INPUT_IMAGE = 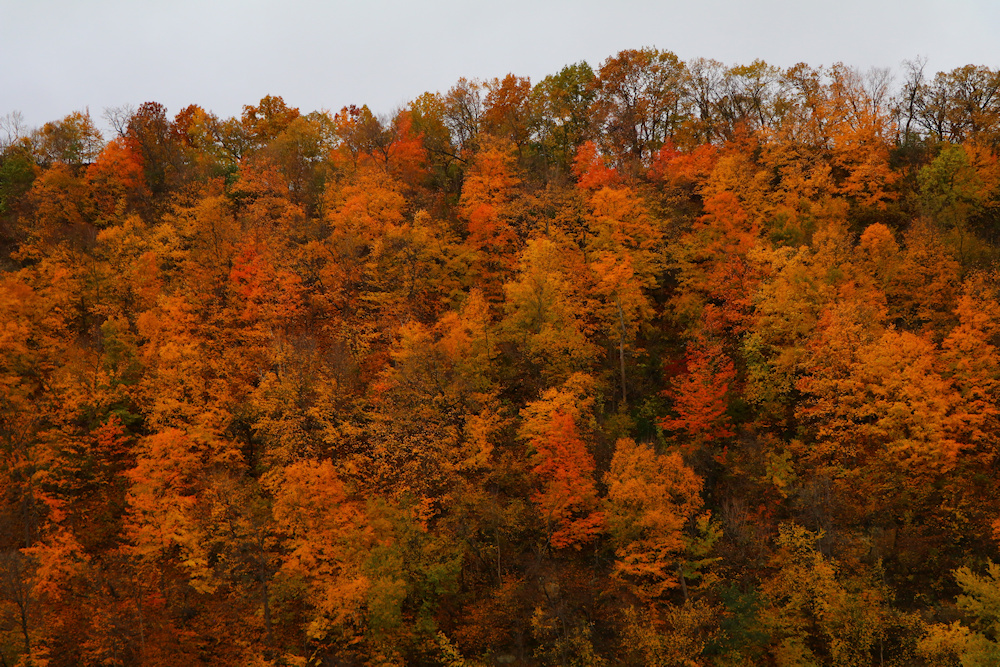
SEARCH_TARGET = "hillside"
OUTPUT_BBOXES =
[2,49,1000,665]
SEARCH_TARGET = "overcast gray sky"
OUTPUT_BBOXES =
[2,0,998,131]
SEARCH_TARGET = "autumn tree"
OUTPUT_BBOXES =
[502,238,596,387]
[594,48,686,166]
[715,60,783,140]
[255,111,336,212]
[778,63,901,222]
[919,560,1000,665]
[659,336,736,456]
[672,190,762,337]
[459,137,529,292]
[761,524,899,665]
[33,110,104,167]
[589,251,652,405]
[792,283,1000,543]
[482,74,535,154]
[604,438,705,599]
[407,92,464,186]
[531,62,597,170]
[25,162,95,248]
[267,458,368,649]
[919,142,995,270]
[742,222,862,424]
[12,51,1000,666]
[241,94,301,150]
[126,101,184,197]
[519,374,604,550]
[363,290,501,501]
[86,137,148,218]
[578,156,664,290]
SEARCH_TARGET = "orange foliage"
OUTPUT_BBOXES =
[86,137,149,215]
[29,163,94,244]
[460,140,521,252]
[673,191,762,335]
[520,375,604,549]
[482,73,533,148]
[527,411,604,549]
[659,337,736,451]
[269,459,370,633]
[649,141,718,189]
[605,438,704,598]
[384,112,429,185]
[229,241,304,324]
[9,55,1000,666]
[572,140,619,190]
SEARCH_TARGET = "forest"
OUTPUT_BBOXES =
[1,48,1000,666]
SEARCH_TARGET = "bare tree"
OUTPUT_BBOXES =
[894,57,927,144]
[103,103,136,138]
[683,58,726,143]
[0,111,29,151]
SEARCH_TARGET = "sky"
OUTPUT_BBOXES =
[2,0,999,132]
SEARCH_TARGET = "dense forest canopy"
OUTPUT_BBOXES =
[2,48,1000,665]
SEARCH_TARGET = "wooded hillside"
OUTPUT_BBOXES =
[2,49,1000,665]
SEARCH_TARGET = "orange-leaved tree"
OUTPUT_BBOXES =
[604,438,705,599]
[519,374,604,550]
[671,190,762,337]
[589,251,653,405]
[460,137,524,293]
[658,336,736,457]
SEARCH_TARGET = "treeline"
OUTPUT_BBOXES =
[1,48,1000,665]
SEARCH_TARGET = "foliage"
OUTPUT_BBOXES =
[2,51,1000,665]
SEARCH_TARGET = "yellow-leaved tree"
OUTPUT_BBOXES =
[918,560,1000,666]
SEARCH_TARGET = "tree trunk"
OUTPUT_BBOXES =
[616,295,627,405]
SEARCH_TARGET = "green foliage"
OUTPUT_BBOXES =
[706,584,770,662]
[0,143,35,216]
